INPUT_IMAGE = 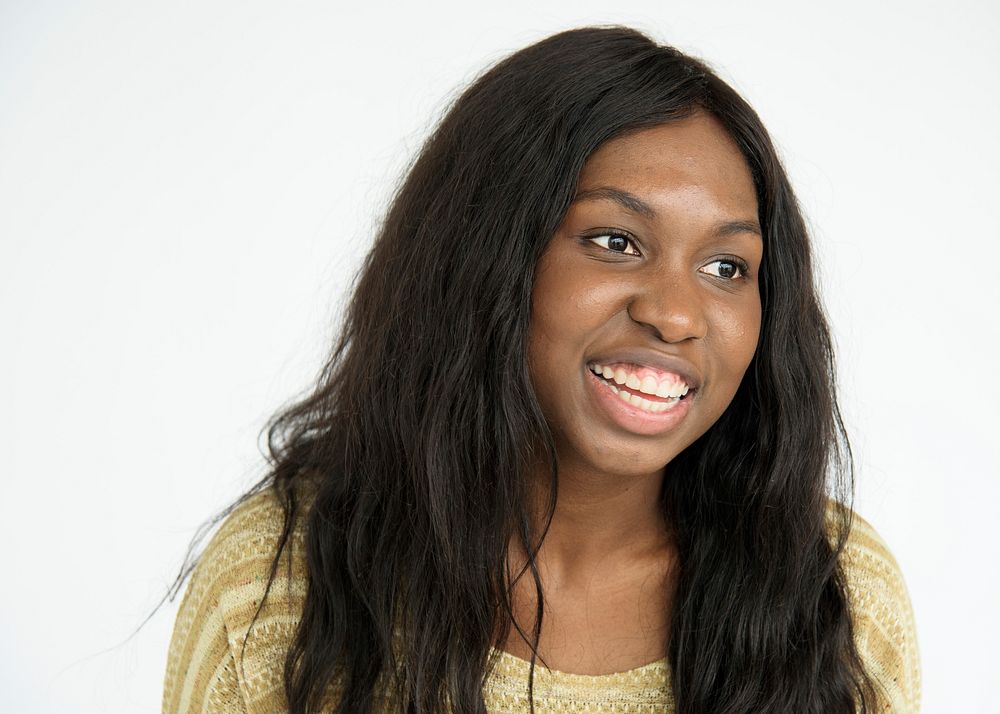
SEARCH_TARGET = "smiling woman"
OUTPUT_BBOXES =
[529,115,762,457]
[162,26,919,714]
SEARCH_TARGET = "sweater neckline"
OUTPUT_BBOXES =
[485,647,672,704]
[489,646,669,681]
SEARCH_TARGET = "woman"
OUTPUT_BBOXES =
[163,26,919,713]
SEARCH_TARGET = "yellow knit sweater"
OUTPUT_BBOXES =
[163,491,920,713]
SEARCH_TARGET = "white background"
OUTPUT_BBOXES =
[2,1,997,711]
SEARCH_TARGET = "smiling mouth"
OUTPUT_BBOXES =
[586,363,693,413]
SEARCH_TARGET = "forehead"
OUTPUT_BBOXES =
[577,112,758,215]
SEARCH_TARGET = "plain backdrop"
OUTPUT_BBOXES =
[2,1,997,711]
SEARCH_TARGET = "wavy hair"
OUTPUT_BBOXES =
[175,25,879,713]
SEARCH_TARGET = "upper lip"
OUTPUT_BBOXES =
[586,348,703,390]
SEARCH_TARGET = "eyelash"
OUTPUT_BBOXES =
[584,231,752,281]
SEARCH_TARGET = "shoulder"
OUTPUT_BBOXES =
[197,488,305,587]
[830,503,922,713]
[163,488,309,714]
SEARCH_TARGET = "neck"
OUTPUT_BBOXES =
[512,452,673,585]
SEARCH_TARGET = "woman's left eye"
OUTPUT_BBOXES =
[700,257,750,280]
[587,233,640,255]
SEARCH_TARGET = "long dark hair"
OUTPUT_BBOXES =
[176,25,879,713]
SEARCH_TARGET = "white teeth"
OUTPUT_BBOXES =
[655,381,687,398]
[589,362,690,400]
[603,375,681,414]
[640,376,659,394]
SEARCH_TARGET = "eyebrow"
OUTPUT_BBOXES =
[572,186,762,240]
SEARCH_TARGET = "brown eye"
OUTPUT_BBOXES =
[699,257,750,281]
[588,233,640,256]
[718,261,738,279]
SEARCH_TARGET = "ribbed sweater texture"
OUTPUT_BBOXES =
[163,491,920,713]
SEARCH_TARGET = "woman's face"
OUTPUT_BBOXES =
[527,111,763,479]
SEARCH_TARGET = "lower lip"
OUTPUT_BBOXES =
[585,368,694,436]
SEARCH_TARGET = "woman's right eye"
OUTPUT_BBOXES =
[587,232,641,256]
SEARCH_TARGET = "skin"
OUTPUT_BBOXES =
[503,110,764,675]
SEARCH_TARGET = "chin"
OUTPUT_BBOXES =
[580,441,676,479]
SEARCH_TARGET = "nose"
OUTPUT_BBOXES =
[626,272,709,343]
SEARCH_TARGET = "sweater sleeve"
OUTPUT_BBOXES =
[162,524,251,713]
[163,491,307,714]
[840,512,921,713]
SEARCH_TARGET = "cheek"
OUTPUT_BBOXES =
[712,296,762,370]
[529,261,624,356]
